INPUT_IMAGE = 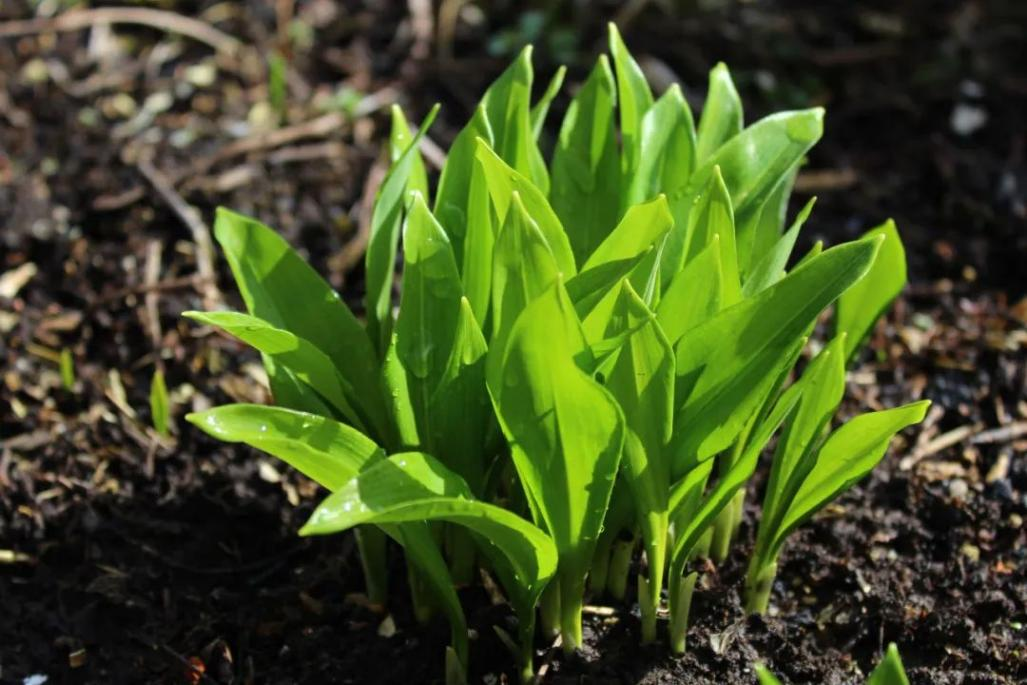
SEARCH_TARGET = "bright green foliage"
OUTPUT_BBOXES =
[185,25,926,683]
[756,642,910,685]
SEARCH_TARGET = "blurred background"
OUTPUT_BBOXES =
[1,2,1025,684]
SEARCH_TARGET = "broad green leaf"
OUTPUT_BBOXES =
[382,335,420,448]
[743,197,816,297]
[150,368,170,437]
[481,45,549,193]
[435,104,494,262]
[489,191,560,360]
[868,644,911,685]
[429,297,489,492]
[755,665,784,685]
[184,311,367,432]
[395,194,465,385]
[758,335,846,552]
[395,194,489,490]
[186,404,383,489]
[187,406,469,667]
[569,195,673,324]
[676,109,824,247]
[768,400,931,558]
[488,281,624,627]
[626,84,696,208]
[475,140,577,277]
[365,105,441,356]
[549,55,621,265]
[656,236,722,346]
[602,281,674,603]
[389,105,429,199]
[460,156,494,323]
[301,451,558,645]
[670,235,882,475]
[213,209,387,439]
[695,63,742,163]
[608,23,654,183]
[835,220,907,362]
[530,66,567,141]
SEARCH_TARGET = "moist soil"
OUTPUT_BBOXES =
[1,1,1025,683]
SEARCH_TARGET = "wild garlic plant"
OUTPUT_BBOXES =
[186,24,927,682]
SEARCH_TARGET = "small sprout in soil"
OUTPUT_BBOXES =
[59,347,75,391]
[267,50,288,125]
[150,367,171,437]
[184,23,927,683]
[757,642,910,685]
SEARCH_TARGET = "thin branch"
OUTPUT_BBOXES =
[137,159,221,310]
[0,7,243,55]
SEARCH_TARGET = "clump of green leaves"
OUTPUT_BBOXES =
[186,24,926,682]
[757,643,911,685]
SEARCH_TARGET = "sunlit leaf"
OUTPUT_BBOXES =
[549,55,621,265]
[695,62,742,163]
[213,209,388,440]
[835,220,907,362]
[365,105,441,356]
[669,235,881,476]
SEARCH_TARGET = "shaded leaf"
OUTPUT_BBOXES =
[742,197,816,297]
[184,311,367,432]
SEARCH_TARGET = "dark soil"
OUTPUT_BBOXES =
[2,2,1025,684]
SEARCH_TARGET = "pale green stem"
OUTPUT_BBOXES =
[730,488,746,539]
[589,533,613,596]
[639,510,669,645]
[354,526,389,607]
[607,535,635,601]
[446,525,476,587]
[559,571,586,653]
[539,581,561,640]
[406,559,436,623]
[709,505,734,564]
[638,575,658,644]
[669,571,698,654]
[518,612,537,683]
[744,558,778,614]
[693,527,713,559]
[445,646,467,685]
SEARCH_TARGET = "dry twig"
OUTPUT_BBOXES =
[143,240,163,348]
[0,8,242,55]
[137,159,221,309]
[328,154,388,280]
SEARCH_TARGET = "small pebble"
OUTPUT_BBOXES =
[960,543,980,562]
[950,103,988,136]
